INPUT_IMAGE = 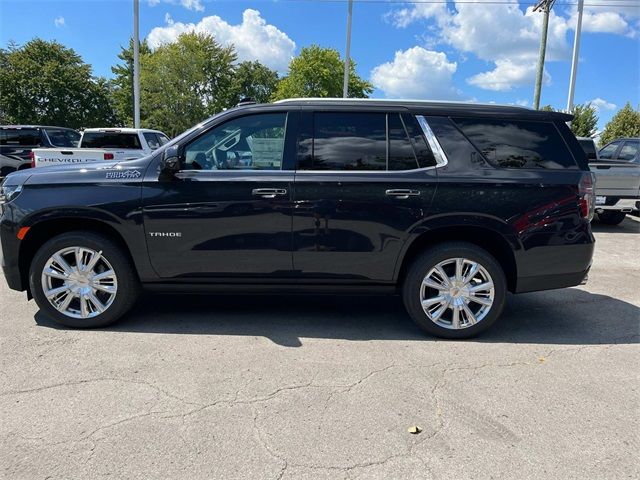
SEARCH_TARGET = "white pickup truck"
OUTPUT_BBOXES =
[32,128,170,167]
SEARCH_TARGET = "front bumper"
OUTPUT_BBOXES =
[0,203,24,291]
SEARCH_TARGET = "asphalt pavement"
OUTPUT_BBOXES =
[1,217,638,479]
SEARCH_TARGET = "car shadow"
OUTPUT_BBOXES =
[35,287,639,347]
[591,216,640,234]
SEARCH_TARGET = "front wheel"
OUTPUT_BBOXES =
[29,232,139,328]
[402,242,507,339]
[597,211,627,225]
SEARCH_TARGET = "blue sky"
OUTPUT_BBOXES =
[1,0,638,130]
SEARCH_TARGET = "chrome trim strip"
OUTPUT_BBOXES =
[416,115,448,167]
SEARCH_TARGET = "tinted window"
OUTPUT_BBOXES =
[158,133,170,145]
[44,128,80,147]
[402,114,437,168]
[183,113,286,170]
[453,118,577,169]
[578,138,598,161]
[618,140,639,161]
[388,114,418,170]
[306,113,386,171]
[143,132,161,150]
[598,141,620,159]
[81,132,142,149]
[0,128,41,146]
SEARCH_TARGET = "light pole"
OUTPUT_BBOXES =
[133,0,140,128]
[567,0,584,112]
[342,0,353,98]
[533,0,555,110]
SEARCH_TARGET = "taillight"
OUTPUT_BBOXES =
[29,150,35,168]
[103,153,114,160]
[578,173,596,221]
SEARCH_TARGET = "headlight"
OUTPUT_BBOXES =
[0,184,23,203]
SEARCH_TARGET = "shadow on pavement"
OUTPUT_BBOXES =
[35,287,639,347]
[591,216,640,234]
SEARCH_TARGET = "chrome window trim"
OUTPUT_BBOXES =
[416,115,448,167]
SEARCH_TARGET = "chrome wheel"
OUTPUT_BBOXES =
[41,246,118,319]
[420,257,495,330]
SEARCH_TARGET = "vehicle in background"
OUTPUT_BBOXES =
[0,125,80,178]
[578,137,640,225]
[1,99,595,338]
[32,128,170,167]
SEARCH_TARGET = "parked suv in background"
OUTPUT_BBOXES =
[0,99,595,338]
[599,138,640,163]
[0,125,80,178]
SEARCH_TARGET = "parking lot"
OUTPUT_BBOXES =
[0,217,638,480]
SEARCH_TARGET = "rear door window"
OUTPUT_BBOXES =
[453,118,577,169]
[0,128,41,146]
[143,132,161,150]
[81,132,142,149]
[388,114,419,171]
[618,140,639,162]
[44,128,81,147]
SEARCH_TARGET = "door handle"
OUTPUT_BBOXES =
[385,189,421,199]
[252,188,287,199]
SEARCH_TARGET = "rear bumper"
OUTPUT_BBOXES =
[515,267,590,293]
[595,197,640,212]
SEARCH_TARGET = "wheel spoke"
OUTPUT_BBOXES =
[455,258,464,282]
[451,305,461,329]
[43,267,68,280]
[93,283,116,294]
[52,254,73,275]
[430,299,450,321]
[84,250,102,273]
[422,277,446,290]
[80,295,89,318]
[92,270,115,281]
[435,266,450,287]
[74,247,84,271]
[57,291,75,311]
[461,302,477,325]
[462,262,479,284]
[470,281,493,293]
[422,295,446,308]
[45,285,70,299]
[468,294,492,306]
[86,292,106,314]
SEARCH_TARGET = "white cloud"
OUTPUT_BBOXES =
[54,16,65,28]
[387,0,639,91]
[371,47,459,99]
[148,0,204,12]
[590,98,617,111]
[147,9,296,72]
[467,59,551,92]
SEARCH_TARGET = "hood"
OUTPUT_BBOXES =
[21,155,154,186]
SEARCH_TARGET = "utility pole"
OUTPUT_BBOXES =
[342,0,353,98]
[533,0,555,110]
[133,0,141,128]
[567,0,584,112]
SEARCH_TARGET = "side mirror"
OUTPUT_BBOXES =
[160,146,181,177]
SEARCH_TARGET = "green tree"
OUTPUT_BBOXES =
[228,61,279,105]
[540,105,555,112]
[272,45,372,100]
[0,39,118,128]
[140,32,236,136]
[569,103,598,137]
[110,38,152,127]
[600,103,640,145]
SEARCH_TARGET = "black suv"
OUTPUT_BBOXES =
[0,100,595,338]
[0,125,81,178]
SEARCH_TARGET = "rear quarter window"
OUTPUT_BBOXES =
[45,128,81,147]
[453,118,577,169]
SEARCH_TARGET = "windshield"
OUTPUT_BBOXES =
[81,132,142,149]
[45,128,81,147]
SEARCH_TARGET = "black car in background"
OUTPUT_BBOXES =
[0,125,81,177]
[0,100,596,338]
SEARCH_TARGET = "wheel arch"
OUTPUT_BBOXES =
[395,224,519,293]
[18,217,139,294]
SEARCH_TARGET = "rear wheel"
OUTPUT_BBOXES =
[597,211,627,225]
[402,242,507,339]
[29,232,139,328]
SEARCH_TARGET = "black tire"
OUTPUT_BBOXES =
[402,242,507,339]
[29,231,140,328]
[597,211,627,225]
